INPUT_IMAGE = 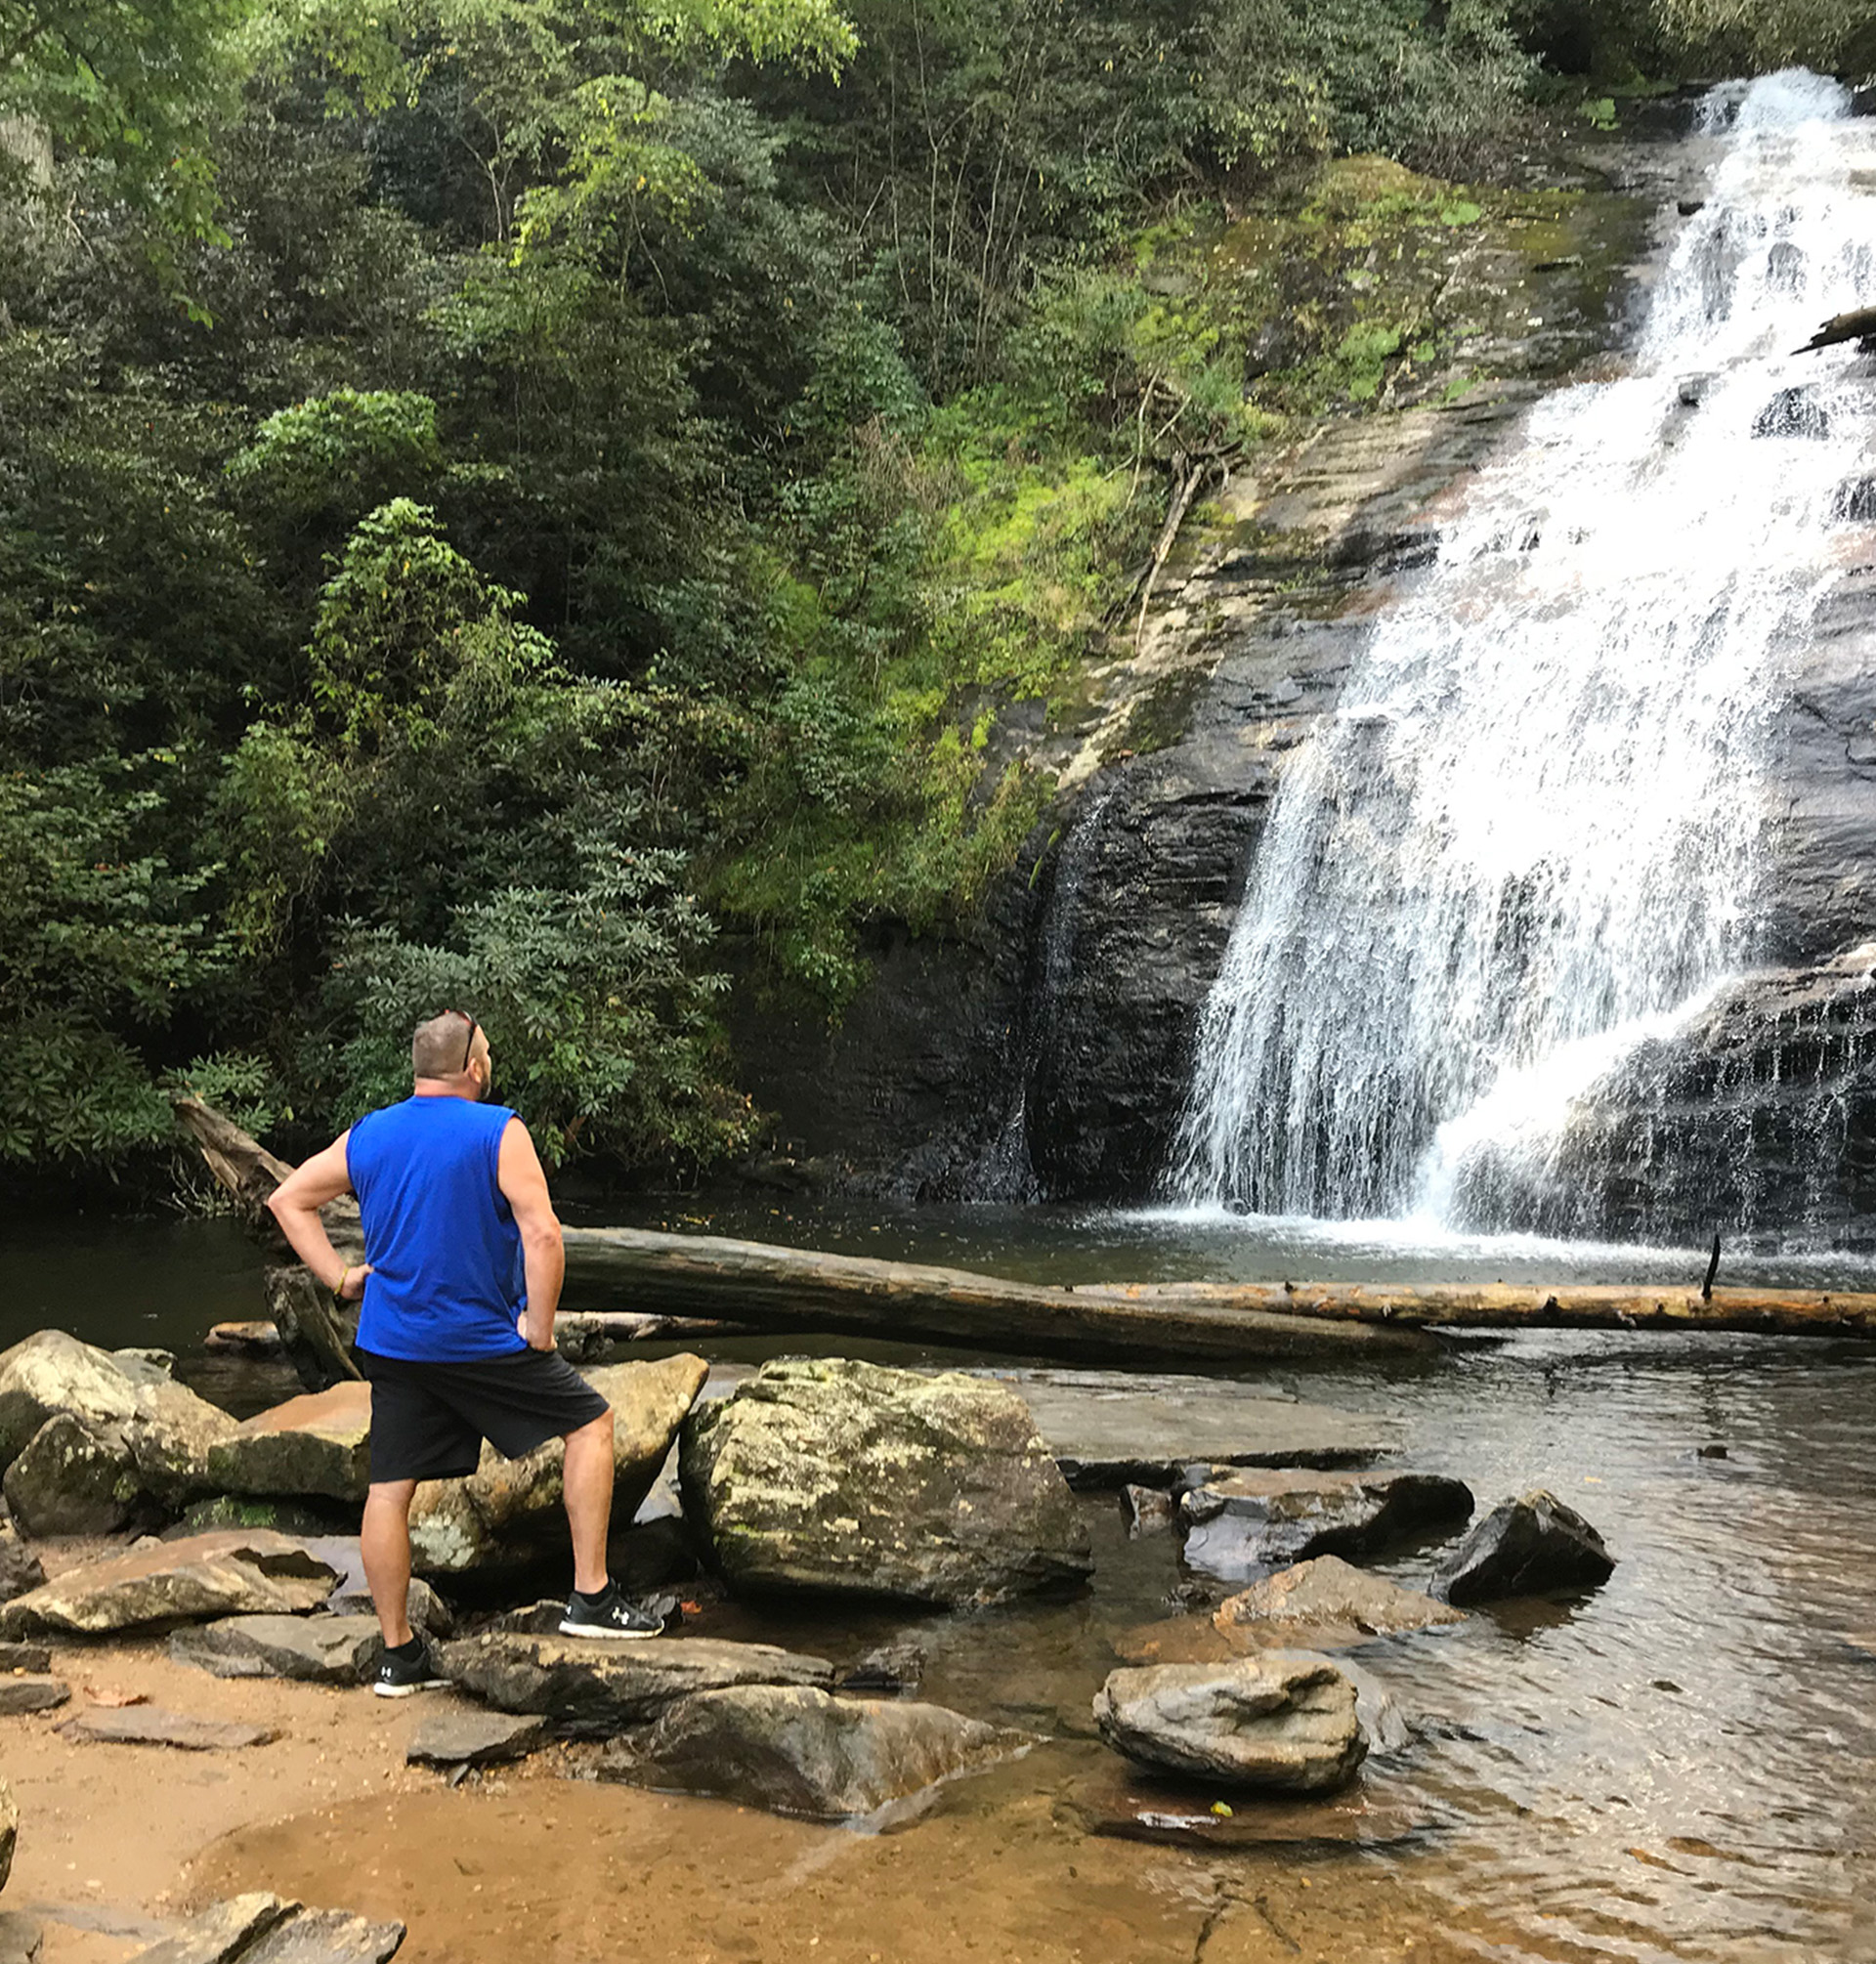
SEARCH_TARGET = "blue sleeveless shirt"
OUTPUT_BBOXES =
[347,1096,529,1361]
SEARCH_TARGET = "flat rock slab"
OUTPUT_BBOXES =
[1180,1469,1472,1581]
[406,1710,547,1768]
[0,1643,49,1674]
[0,1531,339,1637]
[1094,1652,1366,1793]
[976,1370,1389,1487]
[59,1706,275,1751]
[169,1615,382,1686]
[1213,1556,1468,1650]
[601,1685,1034,1819]
[1430,1488,1615,1603]
[131,1897,404,1964]
[437,1631,832,1728]
[0,1675,68,1715]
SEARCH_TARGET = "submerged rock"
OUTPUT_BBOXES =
[437,1630,832,1728]
[169,1614,382,1685]
[206,1384,372,1505]
[680,1357,1091,1606]
[835,1641,927,1694]
[0,1331,236,1513]
[0,1530,340,1637]
[1213,1556,1468,1650]
[407,1354,706,1575]
[1179,1469,1473,1580]
[600,1685,1033,1819]
[1430,1489,1615,1603]
[1093,1652,1366,1793]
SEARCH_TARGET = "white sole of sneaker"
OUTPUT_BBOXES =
[372,1678,449,1697]
[556,1620,661,1640]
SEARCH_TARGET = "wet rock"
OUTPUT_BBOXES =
[131,1893,295,1964]
[206,1385,372,1505]
[133,1898,405,1964]
[168,1614,382,1685]
[1213,1556,1468,1650]
[1179,1469,1473,1581]
[1122,1485,1178,1535]
[204,1324,285,1361]
[1063,1762,1427,1848]
[681,1358,1091,1607]
[408,1354,706,1576]
[0,1644,49,1673]
[834,1641,926,1694]
[985,1368,1387,1487]
[1430,1488,1615,1604]
[436,1629,832,1728]
[1752,387,1829,440]
[0,1531,44,1607]
[59,1706,275,1751]
[0,1676,68,1715]
[1832,474,1876,523]
[0,1331,236,1510]
[2,1415,141,1536]
[406,1710,547,1768]
[600,1685,1034,1819]
[0,1530,340,1637]
[1093,1653,1366,1793]
[0,1779,14,1892]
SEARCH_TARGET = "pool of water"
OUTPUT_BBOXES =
[4,1207,1873,1959]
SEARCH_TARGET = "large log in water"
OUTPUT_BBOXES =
[173,1099,1876,1365]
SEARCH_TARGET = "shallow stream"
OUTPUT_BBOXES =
[7,1209,1875,1960]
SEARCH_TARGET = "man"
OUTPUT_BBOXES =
[268,1008,661,1696]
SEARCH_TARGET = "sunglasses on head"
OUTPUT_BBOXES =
[450,1008,480,1073]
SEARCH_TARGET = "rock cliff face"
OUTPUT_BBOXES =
[727,116,1876,1237]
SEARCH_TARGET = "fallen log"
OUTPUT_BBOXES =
[173,1100,1876,1368]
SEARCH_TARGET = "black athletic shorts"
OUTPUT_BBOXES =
[357,1347,611,1484]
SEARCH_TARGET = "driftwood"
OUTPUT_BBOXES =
[174,1100,1876,1368]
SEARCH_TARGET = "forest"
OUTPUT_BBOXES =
[1,0,1869,1194]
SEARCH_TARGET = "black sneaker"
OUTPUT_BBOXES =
[373,1639,449,1697]
[559,1582,662,1640]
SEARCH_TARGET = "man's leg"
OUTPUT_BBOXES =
[362,1478,420,1646]
[561,1407,616,1597]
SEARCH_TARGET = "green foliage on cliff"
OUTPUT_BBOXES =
[0,0,1852,1190]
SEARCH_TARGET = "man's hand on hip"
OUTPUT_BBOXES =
[518,1307,555,1351]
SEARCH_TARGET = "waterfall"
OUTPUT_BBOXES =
[1169,70,1875,1227]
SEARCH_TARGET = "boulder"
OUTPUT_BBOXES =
[407,1354,706,1575]
[0,1644,50,1673]
[406,1710,547,1769]
[1179,1469,1472,1581]
[2,1414,142,1535]
[0,1530,43,1607]
[0,1530,339,1637]
[1213,1556,1469,1650]
[59,1707,275,1751]
[0,1676,68,1715]
[1093,1653,1366,1793]
[834,1641,926,1695]
[328,1575,450,1638]
[680,1358,1091,1606]
[1121,1485,1177,1535]
[204,1324,286,1361]
[0,1779,14,1892]
[1430,1489,1615,1604]
[600,1685,1034,1819]
[205,1385,372,1505]
[436,1630,831,1729]
[0,1331,236,1509]
[169,1614,383,1685]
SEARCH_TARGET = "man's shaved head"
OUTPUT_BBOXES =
[412,1010,479,1080]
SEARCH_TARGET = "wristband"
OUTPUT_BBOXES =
[332,1265,350,1304]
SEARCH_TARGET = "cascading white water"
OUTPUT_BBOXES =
[1170,70,1876,1226]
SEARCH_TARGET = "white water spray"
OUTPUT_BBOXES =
[1170,71,1875,1226]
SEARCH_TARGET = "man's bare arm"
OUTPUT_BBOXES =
[498,1119,564,1350]
[266,1133,370,1299]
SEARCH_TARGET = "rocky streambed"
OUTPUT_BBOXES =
[0,1311,1873,1961]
